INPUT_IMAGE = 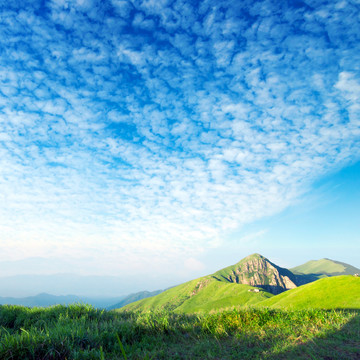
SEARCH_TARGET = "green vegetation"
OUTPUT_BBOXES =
[121,276,273,313]
[0,303,359,359]
[291,258,360,276]
[256,275,360,310]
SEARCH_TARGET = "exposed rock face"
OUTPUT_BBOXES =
[190,278,211,297]
[212,254,298,295]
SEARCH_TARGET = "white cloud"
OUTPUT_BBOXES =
[184,258,205,272]
[0,0,359,276]
[335,72,360,102]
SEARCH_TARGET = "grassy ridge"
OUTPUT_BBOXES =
[291,258,345,274]
[291,258,360,276]
[257,275,360,309]
[121,276,273,313]
[0,304,359,359]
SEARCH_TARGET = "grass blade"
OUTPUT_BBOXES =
[116,334,128,360]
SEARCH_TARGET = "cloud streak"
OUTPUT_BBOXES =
[0,0,359,274]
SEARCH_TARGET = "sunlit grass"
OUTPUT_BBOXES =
[0,304,358,359]
[257,275,360,309]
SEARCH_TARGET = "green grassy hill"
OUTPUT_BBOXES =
[257,275,360,310]
[120,276,273,313]
[291,258,360,277]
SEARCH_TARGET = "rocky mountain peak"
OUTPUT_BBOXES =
[212,253,298,295]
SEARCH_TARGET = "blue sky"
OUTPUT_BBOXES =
[0,0,359,288]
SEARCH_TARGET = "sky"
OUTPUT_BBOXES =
[0,0,359,292]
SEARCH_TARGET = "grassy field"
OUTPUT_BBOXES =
[0,304,359,359]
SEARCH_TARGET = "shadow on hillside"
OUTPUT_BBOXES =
[212,275,300,295]
[271,310,360,360]
[294,273,320,285]
[253,284,290,295]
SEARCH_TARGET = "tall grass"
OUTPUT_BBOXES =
[0,304,358,359]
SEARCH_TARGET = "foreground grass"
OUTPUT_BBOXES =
[0,304,359,359]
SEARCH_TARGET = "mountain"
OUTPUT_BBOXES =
[119,276,273,313]
[107,290,163,310]
[115,253,360,313]
[0,290,166,309]
[291,258,360,277]
[257,275,360,310]
[0,293,126,308]
[120,253,302,313]
[212,253,298,294]
[0,293,81,307]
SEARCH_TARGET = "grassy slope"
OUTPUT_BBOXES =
[257,275,360,310]
[120,276,273,313]
[291,258,360,276]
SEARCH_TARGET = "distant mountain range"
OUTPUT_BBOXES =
[0,293,126,309]
[0,290,168,309]
[0,273,160,298]
[119,254,360,313]
[0,273,165,309]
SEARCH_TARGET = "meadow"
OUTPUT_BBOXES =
[0,304,359,359]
